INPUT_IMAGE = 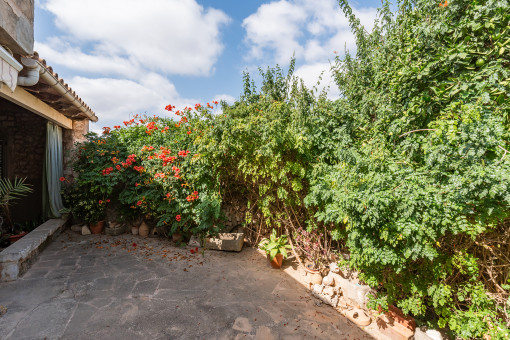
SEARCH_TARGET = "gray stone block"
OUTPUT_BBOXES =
[414,328,434,340]
[204,233,244,252]
[329,273,371,308]
[105,224,125,236]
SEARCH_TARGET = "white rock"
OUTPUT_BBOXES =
[329,262,340,273]
[322,275,335,286]
[329,272,371,308]
[188,236,201,247]
[322,286,336,297]
[312,284,324,295]
[426,329,445,340]
[81,225,91,235]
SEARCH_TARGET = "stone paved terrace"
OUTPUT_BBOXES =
[0,230,379,339]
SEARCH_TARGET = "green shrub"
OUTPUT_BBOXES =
[304,0,510,336]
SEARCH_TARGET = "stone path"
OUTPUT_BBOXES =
[0,230,375,339]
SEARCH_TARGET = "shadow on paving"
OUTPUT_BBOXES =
[0,230,376,339]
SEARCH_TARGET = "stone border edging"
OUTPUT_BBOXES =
[0,218,68,282]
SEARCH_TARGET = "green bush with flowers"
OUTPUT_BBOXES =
[65,104,223,237]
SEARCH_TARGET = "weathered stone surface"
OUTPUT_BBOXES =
[81,225,91,235]
[322,286,336,297]
[204,233,244,252]
[329,262,340,274]
[0,231,377,339]
[312,283,323,295]
[305,271,323,286]
[329,273,371,308]
[322,274,334,286]
[414,328,435,340]
[105,224,125,236]
[70,224,83,232]
[188,236,201,247]
[0,218,66,282]
[0,0,34,54]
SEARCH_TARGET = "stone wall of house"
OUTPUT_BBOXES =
[0,96,45,224]
[0,0,34,55]
[62,119,89,179]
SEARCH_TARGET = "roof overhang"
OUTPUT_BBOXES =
[0,82,73,129]
[18,52,98,122]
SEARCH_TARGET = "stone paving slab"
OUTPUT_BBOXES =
[0,230,379,339]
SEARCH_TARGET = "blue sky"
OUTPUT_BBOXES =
[34,0,382,131]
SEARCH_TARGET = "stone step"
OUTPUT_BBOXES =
[0,218,67,282]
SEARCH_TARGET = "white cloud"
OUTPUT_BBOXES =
[213,94,236,105]
[70,73,198,131]
[36,0,231,129]
[294,62,340,99]
[40,0,231,76]
[242,0,307,64]
[243,0,377,65]
[243,0,377,99]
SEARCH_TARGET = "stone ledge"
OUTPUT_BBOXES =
[205,233,244,252]
[0,218,67,282]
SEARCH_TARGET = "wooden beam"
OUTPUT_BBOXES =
[0,83,73,129]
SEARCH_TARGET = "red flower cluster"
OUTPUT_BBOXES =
[186,191,199,202]
[145,121,158,135]
[59,177,66,182]
[111,157,119,163]
[439,0,448,6]
[178,150,190,157]
[102,127,111,134]
[213,101,219,105]
[165,104,175,111]
[133,166,145,173]
[154,172,166,179]
[102,167,114,176]
[122,154,136,168]
[113,125,121,129]
[98,199,111,205]
[194,103,201,110]
[123,118,135,126]
[175,214,181,221]
[171,166,181,179]
[190,247,199,254]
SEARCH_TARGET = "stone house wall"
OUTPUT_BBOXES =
[62,119,89,179]
[0,0,34,55]
[0,96,45,223]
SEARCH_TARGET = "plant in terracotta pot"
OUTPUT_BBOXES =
[258,229,292,269]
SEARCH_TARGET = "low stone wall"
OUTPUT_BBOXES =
[0,218,67,282]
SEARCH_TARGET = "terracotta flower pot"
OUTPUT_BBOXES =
[268,253,284,269]
[89,221,104,234]
[139,221,149,237]
[9,232,27,244]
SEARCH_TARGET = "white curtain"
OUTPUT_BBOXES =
[43,122,64,218]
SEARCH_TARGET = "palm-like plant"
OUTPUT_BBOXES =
[0,177,33,231]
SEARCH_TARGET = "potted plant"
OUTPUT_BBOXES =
[258,229,292,269]
[0,177,33,239]
[61,180,109,234]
